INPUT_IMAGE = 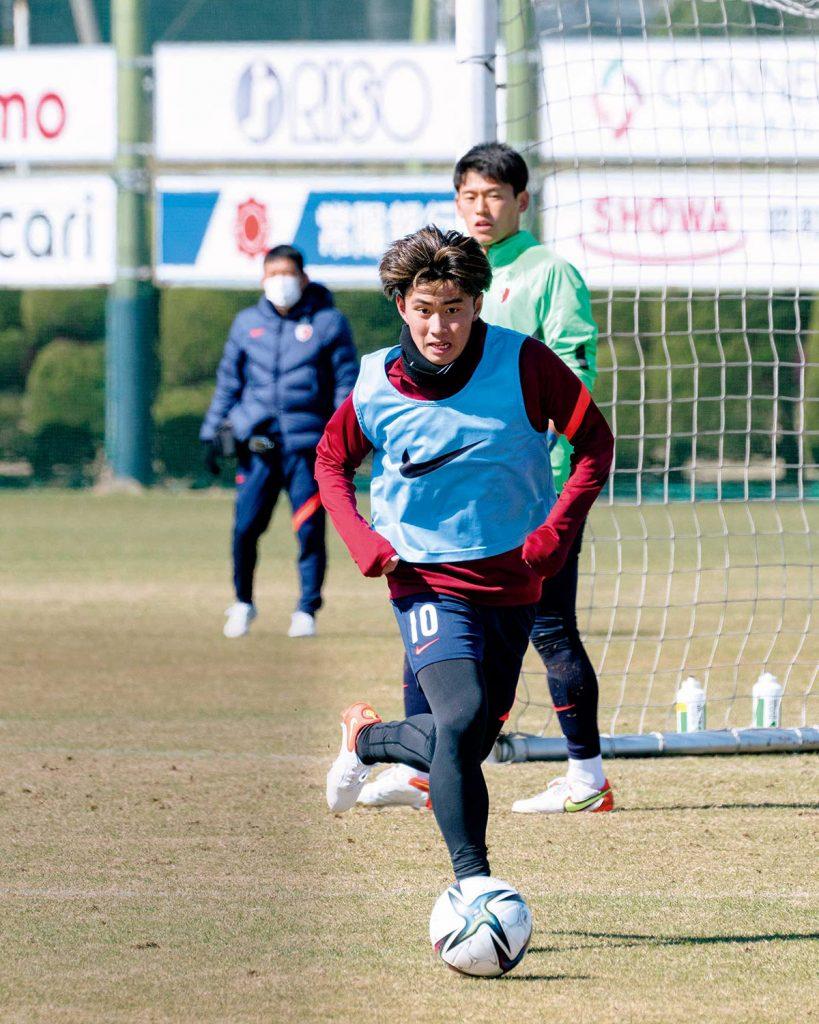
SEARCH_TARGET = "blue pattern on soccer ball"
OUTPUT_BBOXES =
[439,883,530,974]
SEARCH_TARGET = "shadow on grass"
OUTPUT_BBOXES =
[502,974,592,982]
[625,801,818,813]
[530,931,819,954]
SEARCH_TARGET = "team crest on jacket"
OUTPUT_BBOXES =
[295,323,313,342]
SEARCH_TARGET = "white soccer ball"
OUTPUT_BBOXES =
[429,875,532,977]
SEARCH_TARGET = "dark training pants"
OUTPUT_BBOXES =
[232,448,325,614]
[402,527,601,761]
[359,599,535,880]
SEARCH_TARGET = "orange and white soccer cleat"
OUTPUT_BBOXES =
[325,702,382,812]
[357,764,431,809]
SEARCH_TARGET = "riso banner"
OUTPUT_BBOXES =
[543,169,819,289]
[154,43,467,163]
[0,47,116,163]
[542,38,819,161]
[0,176,116,287]
[155,176,457,287]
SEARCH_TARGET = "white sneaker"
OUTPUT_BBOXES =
[326,701,382,812]
[357,764,431,808]
[511,776,614,814]
[223,602,257,639]
[288,610,316,638]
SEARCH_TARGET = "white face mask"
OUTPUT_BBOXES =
[264,274,303,310]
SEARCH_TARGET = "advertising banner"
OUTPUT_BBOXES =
[543,170,819,289]
[154,43,467,163]
[0,176,116,287]
[0,47,116,163]
[155,176,456,287]
[542,38,819,161]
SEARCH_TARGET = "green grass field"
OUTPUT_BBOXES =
[1,492,817,1024]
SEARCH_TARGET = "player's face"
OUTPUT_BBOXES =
[396,279,483,366]
[455,171,530,248]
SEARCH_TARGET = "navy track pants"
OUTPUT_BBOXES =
[232,448,325,614]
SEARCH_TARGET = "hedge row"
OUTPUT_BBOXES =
[0,287,816,481]
[0,287,402,479]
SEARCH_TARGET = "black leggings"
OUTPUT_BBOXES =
[358,658,518,880]
[403,528,601,760]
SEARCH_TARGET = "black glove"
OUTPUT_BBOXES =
[202,439,221,476]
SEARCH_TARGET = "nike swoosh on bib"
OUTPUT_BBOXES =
[399,439,486,479]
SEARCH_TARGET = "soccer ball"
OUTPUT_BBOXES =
[429,875,532,977]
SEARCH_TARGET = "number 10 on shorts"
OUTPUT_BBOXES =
[408,604,438,644]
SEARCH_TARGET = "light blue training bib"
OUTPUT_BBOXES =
[353,323,556,564]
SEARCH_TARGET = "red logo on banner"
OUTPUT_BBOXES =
[234,198,269,258]
[592,60,643,139]
[580,195,745,264]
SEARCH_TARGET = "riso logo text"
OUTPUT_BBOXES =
[235,57,430,145]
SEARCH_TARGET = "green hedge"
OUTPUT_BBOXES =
[159,289,258,387]
[1,285,816,483]
[24,339,104,479]
[0,291,21,331]
[153,383,215,479]
[592,292,810,482]
[0,391,26,462]
[0,327,29,391]
[335,289,399,356]
[805,304,819,467]
[21,289,106,349]
[158,287,397,388]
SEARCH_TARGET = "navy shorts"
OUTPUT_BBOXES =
[392,593,535,699]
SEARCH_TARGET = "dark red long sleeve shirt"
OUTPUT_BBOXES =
[315,332,613,606]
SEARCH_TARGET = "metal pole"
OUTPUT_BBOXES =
[68,0,101,44]
[501,0,539,235]
[12,0,28,47]
[411,0,433,41]
[106,0,155,486]
[492,726,819,762]
[455,0,497,145]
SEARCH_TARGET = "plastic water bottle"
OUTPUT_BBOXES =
[675,677,707,733]
[752,672,783,728]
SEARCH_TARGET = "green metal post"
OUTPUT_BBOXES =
[411,0,433,41]
[502,0,539,237]
[106,0,155,485]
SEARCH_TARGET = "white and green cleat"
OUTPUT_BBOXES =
[511,776,614,814]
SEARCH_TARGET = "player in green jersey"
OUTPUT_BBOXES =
[359,144,613,815]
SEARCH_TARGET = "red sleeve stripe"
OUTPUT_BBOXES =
[563,384,591,442]
[292,493,322,532]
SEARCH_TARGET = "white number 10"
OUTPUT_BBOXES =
[409,603,438,644]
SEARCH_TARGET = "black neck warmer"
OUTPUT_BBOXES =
[399,319,486,397]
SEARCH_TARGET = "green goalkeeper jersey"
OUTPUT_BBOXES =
[481,230,598,491]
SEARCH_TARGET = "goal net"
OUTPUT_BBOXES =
[495,0,819,755]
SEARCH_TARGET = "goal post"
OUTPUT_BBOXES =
[472,0,819,757]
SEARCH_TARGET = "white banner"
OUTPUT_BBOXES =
[0,47,116,163]
[542,38,819,161]
[0,176,116,286]
[155,175,457,287]
[543,170,819,289]
[154,43,467,163]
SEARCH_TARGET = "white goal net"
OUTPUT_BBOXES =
[496,0,819,751]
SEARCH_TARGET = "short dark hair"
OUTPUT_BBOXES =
[264,244,304,273]
[379,225,491,300]
[453,142,529,196]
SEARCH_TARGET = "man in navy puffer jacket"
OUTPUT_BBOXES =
[201,244,359,639]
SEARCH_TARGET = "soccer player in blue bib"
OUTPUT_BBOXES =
[317,227,612,883]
